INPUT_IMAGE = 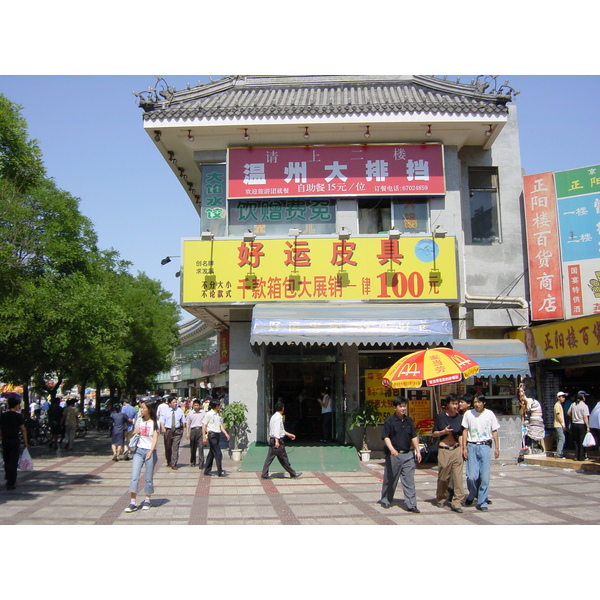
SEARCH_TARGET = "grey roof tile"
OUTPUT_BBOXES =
[140,75,511,121]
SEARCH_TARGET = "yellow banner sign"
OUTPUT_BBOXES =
[182,236,457,304]
[509,314,600,361]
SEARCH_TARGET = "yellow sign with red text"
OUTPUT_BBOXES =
[182,236,457,304]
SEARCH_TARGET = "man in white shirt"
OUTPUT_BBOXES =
[261,402,302,479]
[461,394,500,512]
[202,400,230,477]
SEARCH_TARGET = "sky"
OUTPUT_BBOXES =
[1,74,598,323]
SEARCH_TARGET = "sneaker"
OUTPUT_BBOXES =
[476,505,489,512]
[124,503,138,513]
[141,500,151,510]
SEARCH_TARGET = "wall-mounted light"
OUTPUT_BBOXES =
[388,227,401,240]
[433,225,447,238]
[288,228,301,237]
[338,227,352,240]
[425,125,432,138]
[243,128,250,142]
[243,229,256,243]
[303,126,310,140]
[364,126,371,139]
[153,130,161,142]
[485,125,493,137]
[201,230,214,241]
[187,129,194,141]
[168,151,176,163]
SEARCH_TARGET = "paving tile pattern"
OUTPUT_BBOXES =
[2,432,600,525]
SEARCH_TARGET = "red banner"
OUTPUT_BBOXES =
[227,144,445,199]
[522,173,564,320]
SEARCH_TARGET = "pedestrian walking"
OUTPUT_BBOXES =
[461,394,500,512]
[432,394,465,513]
[186,399,206,468]
[124,399,159,513]
[110,404,132,461]
[61,398,79,450]
[568,391,591,462]
[377,397,422,513]
[0,395,28,491]
[202,400,230,477]
[261,401,302,479]
[160,397,186,470]
[554,392,568,458]
[121,398,137,459]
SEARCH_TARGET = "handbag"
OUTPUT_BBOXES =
[583,431,596,447]
[18,447,34,471]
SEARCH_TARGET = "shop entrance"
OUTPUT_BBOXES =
[268,357,345,443]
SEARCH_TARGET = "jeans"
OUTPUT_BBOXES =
[555,426,565,456]
[129,447,157,495]
[466,443,491,508]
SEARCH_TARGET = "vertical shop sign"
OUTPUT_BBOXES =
[522,173,564,320]
[219,331,229,365]
[200,164,227,236]
[554,164,600,318]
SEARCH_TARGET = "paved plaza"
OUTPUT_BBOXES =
[1,431,599,526]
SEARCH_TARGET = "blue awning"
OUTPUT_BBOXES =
[453,339,530,378]
[250,302,453,347]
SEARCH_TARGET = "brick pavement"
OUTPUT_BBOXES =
[2,431,599,525]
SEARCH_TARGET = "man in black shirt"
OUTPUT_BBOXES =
[432,394,465,512]
[0,396,28,490]
[377,397,421,513]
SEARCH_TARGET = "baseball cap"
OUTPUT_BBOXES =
[557,391,567,398]
[578,390,590,396]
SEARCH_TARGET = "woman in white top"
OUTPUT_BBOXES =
[317,388,333,443]
[124,399,159,513]
[568,392,591,462]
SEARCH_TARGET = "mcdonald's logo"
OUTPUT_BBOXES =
[398,362,420,377]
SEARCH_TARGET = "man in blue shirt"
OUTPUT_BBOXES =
[160,397,186,470]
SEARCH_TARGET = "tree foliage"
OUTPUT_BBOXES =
[0,92,180,399]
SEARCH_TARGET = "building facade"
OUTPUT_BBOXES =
[138,75,530,457]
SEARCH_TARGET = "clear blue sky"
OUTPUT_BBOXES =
[1,75,598,321]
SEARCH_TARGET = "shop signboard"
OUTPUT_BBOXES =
[509,314,600,361]
[522,173,564,320]
[554,164,600,319]
[365,369,394,418]
[182,235,458,304]
[227,144,445,199]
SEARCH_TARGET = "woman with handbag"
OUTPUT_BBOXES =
[124,399,159,513]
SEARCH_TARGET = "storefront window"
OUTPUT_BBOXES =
[392,199,430,234]
[228,199,336,236]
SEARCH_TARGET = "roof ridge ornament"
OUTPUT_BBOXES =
[133,76,176,109]
[473,75,520,98]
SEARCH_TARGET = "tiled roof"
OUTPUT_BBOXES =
[140,75,512,121]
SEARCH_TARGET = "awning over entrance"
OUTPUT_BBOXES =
[250,302,453,347]
[452,339,530,378]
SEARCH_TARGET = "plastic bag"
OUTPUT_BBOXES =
[128,433,140,451]
[583,432,596,447]
[18,447,34,471]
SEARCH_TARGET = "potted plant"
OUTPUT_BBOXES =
[348,401,381,461]
[221,401,249,461]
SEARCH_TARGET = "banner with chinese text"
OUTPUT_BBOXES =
[228,144,445,199]
[555,164,600,319]
[182,235,458,304]
[522,173,564,321]
[509,314,600,361]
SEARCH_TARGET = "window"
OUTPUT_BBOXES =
[359,197,430,234]
[358,198,391,234]
[468,168,500,243]
[228,198,336,236]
